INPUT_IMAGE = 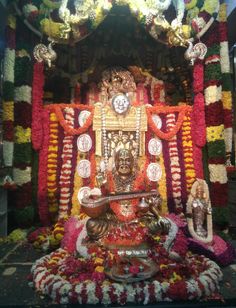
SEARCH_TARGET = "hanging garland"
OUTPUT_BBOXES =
[45,104,94,135]
[32,61,44,151]
[202,13,228,207]
[12,18,35,226]
[218,2,233,164]
[146,105,192,141]
[2,15,16,167]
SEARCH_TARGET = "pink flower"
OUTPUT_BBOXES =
[129,265,139,275]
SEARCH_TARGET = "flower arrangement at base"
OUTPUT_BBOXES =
[30,244,223,305]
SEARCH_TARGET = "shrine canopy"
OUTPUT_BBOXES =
[13,0,220,47]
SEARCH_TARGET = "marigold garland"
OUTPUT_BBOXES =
[146,105,192,140]
[45,104,94,135]
[32,62,44,150]
[47,112,59,221]
[38,110,51,226]
[181,113,196,192]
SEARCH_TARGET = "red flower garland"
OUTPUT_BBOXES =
[146,105,192,140]
[32,62,44,150]
[45,104,94,135]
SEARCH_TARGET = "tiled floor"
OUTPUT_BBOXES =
[0,241,236,307]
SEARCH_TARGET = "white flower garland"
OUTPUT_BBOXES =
[14,85,32,104]
[208,164,228,184]
[3,141,14,167]
[13,166,32,185]
[31,247,223,305]
[3,48,15,83]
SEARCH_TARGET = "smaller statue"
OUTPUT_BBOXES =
[186,179,213,244]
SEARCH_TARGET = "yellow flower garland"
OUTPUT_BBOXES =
[47,112,59,218]
[15,126,31,143]
[181,114,196,192]
[206,125,224,142]
[71,153,85,216]
[3,102,14,121]
[158,152,168,214]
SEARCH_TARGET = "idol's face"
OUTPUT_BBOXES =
[115,149,134,176]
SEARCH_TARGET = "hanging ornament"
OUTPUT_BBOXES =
[78,110,91,127]
[77,186,91,204]
[184,40,207,65]
[77,159,91,178]
[148,138,162,156]
[77,134,92,152]
[33,41,57,67]
[147,163,162,182]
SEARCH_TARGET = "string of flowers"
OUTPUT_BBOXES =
[2,15,16,167]
[203,18,228,206]
[158,151,168,214]
[12,23,34,226]
[192,59,206,179]
[58,107,74,219]
[45,104,94,135]
[47,112,59,222]
[38,110,51,226]
[218,2,233,164]
[181,112,196,193]
[165,113,183,214]
[32,61,44,151]
[146,105,192,140]
[71,153,85,216]
[161,115,175,213]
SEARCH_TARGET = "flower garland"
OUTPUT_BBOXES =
[71,152,84,216]
[47,112,59,222]
[2,15,16,167]
[203,19,228,206]
[38,110,50,226]
[165,113,183,214]
[58,107,74,219]
[181,112,196,193]
[30,247,223,304]
[45,104,94,135]
[158,151,168,214]
[32,62,44,151]
[192,59,206,179]
[218,3,233,163]
[146,105,192,140]
[12,21,34,225]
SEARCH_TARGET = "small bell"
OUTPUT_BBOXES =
[138,197,149,213]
